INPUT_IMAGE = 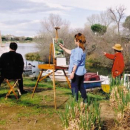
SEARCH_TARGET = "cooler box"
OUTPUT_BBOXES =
[84,73,101,89]
[84,73,100,81]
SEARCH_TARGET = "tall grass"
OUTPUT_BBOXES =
[58,74,130,129]
[58,97,102,130]
[109,74,130,119]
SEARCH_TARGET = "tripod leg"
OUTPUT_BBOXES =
[52,68,56,109]
[32,70,43,98]
[63,69,71,88]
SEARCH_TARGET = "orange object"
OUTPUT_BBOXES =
[38,64,55,70]
[4,79,19,100]
[105,52,125,78]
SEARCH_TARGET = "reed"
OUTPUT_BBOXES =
[109,74,130,123]
[58,97,102,130]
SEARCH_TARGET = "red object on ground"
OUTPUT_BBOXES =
[84,73,100,81]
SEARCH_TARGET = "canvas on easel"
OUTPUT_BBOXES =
[53,38,64,58]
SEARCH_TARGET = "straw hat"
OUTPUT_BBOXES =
[112,44,123,51]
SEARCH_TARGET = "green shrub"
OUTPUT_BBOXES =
[25,52,41,61]
[91,24,107,35]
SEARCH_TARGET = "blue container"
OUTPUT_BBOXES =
[84,82,101,89]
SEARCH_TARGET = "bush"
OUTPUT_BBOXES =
[91,24,107,35]
[25,37,33,41]
[25,52,41,61]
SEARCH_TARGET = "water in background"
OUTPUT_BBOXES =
[16,43,41,76]
[0,43,40,76]
[0,43,110,76]
[2,43,38,60]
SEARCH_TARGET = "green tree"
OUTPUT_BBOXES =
[123,15,130,31]
[2,36,7,41]
[25,37,33,41]
[91,24,107,35]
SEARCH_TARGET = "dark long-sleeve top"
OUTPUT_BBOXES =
[0,51,24,79]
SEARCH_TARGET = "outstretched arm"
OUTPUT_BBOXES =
[104,52,115,60]
[59,44,71,54]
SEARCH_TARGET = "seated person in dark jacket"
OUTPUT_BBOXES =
[0,42,26,94]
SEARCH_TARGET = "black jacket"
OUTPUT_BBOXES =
[0,51,24,79]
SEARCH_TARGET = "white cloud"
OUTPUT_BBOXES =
[28,0,72,11]
[0,20,41,36]
[0,0,130,36]
[32,0,130,14]
[45,10,67,16]
[45,2,72,10]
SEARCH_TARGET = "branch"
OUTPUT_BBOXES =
[87,45,96,55]
[108,8,118,23]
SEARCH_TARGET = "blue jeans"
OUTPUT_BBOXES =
[71,74,87,102]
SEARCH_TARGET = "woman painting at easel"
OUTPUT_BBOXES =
[59,33,87,103]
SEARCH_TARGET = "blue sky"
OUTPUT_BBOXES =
[0,0,129,37]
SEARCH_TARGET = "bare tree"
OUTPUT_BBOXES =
[36,14,72,63]
[83,22,122,68]
[87,11,112,28]
[108,5,126,36]
[40,14,69,38]
[87,14,100,25]
[100,11,113,27]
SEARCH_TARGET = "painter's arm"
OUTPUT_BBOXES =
[59,44,71,54]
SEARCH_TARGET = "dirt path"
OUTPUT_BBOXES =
[100,102,116,130]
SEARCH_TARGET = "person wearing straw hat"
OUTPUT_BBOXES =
[104,44,125,78]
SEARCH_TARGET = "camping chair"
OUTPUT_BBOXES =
[4,78,21,100]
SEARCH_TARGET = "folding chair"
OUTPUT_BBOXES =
[4,79,21,100]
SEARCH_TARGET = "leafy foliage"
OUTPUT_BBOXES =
[25,37,33,41]
[123,15,130,30]
[91,24,107,35]
[25,52,41,61]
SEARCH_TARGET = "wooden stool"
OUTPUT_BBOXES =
[4,79,20,100]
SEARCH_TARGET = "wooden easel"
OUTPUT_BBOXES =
[32,27,71,109]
